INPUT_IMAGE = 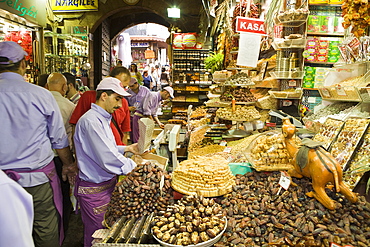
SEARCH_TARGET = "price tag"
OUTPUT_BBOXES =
[321,88,331,98]
[336,85,347,96]
[177,91,182,93]
[220,141,227,146]
[190,91,195,94]
[288,79,297,87]
[330,243,341,247]
[159,175,165,196]
[279,171,291,190]
[282,100,292,106]
[223,147,232,153]
[307,97,316,103]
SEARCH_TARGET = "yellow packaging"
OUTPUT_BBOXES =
[309,0,328,3]
[329,0,343,4]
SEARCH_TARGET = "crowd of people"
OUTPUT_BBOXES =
[0,41,174,247]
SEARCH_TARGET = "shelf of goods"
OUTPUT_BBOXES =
[44,30,88,74]
[172,49,209,72]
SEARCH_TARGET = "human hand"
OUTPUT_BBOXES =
[62,162,78,185]
[125,143,140,155]
[129,106,136,112]
[159,122,165,129]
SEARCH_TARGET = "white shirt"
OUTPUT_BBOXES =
[0,170,34,247]
[51,91,75,147]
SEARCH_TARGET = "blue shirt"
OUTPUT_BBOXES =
[74,103,136,183]
[126,86,151,115]
[0,72,68,187]
[143,91,162,117]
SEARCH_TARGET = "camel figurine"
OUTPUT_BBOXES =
[281,118,357,210]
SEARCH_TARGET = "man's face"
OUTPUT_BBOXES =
[105,93,123,114]
[161,90,171,100]
[115,73,131,87]
[129,81,139,91]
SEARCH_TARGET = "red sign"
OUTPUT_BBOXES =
[236,17,266,34]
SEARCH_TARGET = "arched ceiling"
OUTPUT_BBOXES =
[58,0,203,38]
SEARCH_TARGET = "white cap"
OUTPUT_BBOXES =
[0,41,28,65]
[96,77,131,97]
[163,86,174,99]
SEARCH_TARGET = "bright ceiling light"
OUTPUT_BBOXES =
[167,7,180,18]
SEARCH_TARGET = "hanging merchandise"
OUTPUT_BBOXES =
[4,31,33,61]
[172,33,183,49]
[342,0,370,37]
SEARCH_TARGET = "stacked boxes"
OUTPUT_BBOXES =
[305,37,342,63]
[307,5,344,34]
[303,67,330,88]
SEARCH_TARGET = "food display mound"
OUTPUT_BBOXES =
[216,105,261,122]
[215,171,370,247]
[104,163,174,228]
[220,87,256,103]
[152,194,227,246]
[246,131,299,171]
[171,155,236,197]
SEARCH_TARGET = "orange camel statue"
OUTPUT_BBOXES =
[281,118,357,210]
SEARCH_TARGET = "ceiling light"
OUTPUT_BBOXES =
[167,8,180,18]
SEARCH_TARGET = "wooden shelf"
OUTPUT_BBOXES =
[307,32,344,37]
[309,4,342,7]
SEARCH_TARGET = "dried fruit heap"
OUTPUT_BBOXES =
[104,163,174,227]
[215,172,370,247]
[152,194,226,246]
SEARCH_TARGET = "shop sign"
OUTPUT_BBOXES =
[131,42,149,47]
[0,0,46,26]
[51,0,98,12]
[236,17,266,34]
[144,50,155,59]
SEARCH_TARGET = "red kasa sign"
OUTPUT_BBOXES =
[236,17,266,34]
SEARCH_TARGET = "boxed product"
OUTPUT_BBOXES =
[316,55,328,62]
[307,15,321,32]
[328,54,340,63]
[333,17,345,33]
[305,66,316,74]
[303,79,315,88]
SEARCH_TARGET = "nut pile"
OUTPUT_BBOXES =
[152,194,226,246]
[104,163,174,227]
[216,105,261,121]
[214,172,370,247]
[220,87,256,102]
[224,72,254,86]
[171,155,235,197]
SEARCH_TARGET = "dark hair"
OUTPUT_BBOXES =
[96,90,115,101]
[130,63,138,72]
[0,59,23,73]
[110,66,130,78]
[63,72,77,89]
[162,68,166,72]
[37,73,49,87]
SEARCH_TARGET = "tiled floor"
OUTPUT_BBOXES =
[62,213,84,247]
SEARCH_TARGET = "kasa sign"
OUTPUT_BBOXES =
[236,17,266,35]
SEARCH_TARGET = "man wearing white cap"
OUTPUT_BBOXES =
[0,41,77,246]
[126,77,151,143]
[142,86,174,129]
[74,77,138,247]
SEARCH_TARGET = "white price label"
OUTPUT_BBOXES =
[220,141,227,146]
[336,86,347,96]
[223,147,232,153]
[321,88,331,98]
[282,100,292,106]
[159,175,165,196]
[288,80,297,87]
[278,171,291,190]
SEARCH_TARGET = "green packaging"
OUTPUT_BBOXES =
[307,15,321,32]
